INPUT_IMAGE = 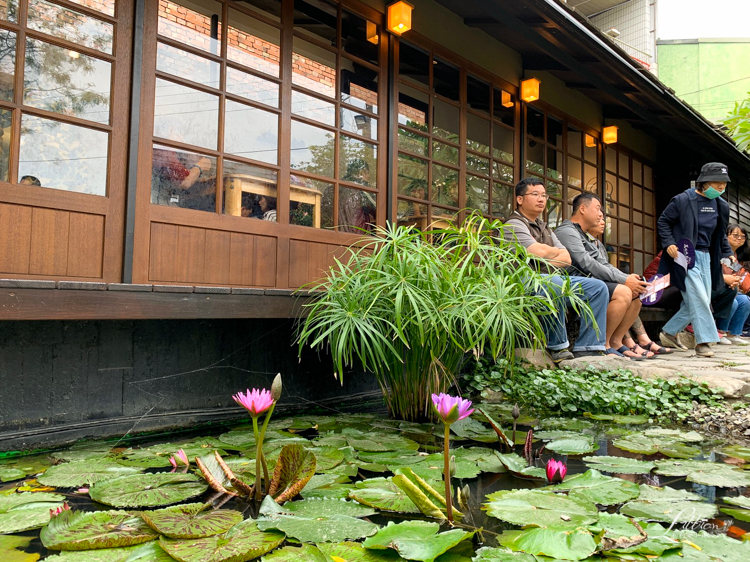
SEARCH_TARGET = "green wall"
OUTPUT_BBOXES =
[657,39,750,124]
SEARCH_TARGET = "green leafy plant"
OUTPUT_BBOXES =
[297,217,595,421]
[462,358,723,421]
[724,92,750,154]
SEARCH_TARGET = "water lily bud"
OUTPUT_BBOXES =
[512,403,520,420]
[271,373,283,401]
[449,455,456,477]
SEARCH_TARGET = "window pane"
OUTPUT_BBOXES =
[432,98,459,141]
[644,191,654,214]
[432,141,459,166]
[157,42,220,89]
[617,177,629,205]
[619,205,629,220]
[619,151,630,178]
[633,211,643,226]
[492,162,513,183]
[492,182,513,218]
[584,163,598,192]
[620,220,630,245]
[605,172,617,202]
[0,108,10,182]
[547,148,562,182]
[398,127,427,156]
[432,164,458,207]
[0,0,17,22]
[151,144,216,210]
[633,225,643,249]
[467,113,490,154]
[493,124,514,163]
[238,0,282,22]
[228,8,280,77]
[645,229,655,252]
[607,217,618,244]
[547,198,562,228]
[467,153,490,176]
[397,154,427,199]
[547,182,562,201]
[158,0,221,56]
[397,198,420,222]
[292,90,335,126]
[619,249,631,274]
[69,0,114,17]
[340,108,377,140]
[226,66,279,107]
[633,184,643,211]
[567,157,582,188]
[341,57,378,113]
[291,174,332,228]
[153,79,219,150]
[399,41,429,89]
[568,128,582,158]
[645,214,653,228]
[223,160,278,218]
[526,107,544,139]
[547,117,563,148]
[633,252,644,276]
[341,10,379,65]
[584,136,597,163]
[492,88,514,127]
[20,114,108,195]
[398,82,427,131]
[224,100,279,164]
[525,139,544,176]
[0,29,15,102]
[431,206,457,227]
[293,0,337,44]
[292,38,336,98]
[433,58,459,102]
[290,119,334,177]
[643,165,653,189]
[339,186,376,233]
[605,148,617,173]
[340,134,377,188]
[467,75,490,115]
[28,0,114,54]
[25,39,111,124]
[466,175,489,213]
[633,160,642,184]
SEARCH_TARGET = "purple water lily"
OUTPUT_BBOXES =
[431,393,474,425]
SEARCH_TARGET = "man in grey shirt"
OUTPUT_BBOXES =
[555,192,649,359]
[503,178,610,362]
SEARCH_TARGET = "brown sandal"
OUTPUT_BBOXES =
[643,340,672,354]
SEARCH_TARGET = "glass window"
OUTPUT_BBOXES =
[433,58,459,102]
[293,0,337,44]
[153,79,219,150]
[292,38,336,98]
[493,124,513,163]
[432,164,458,207]
[290,119,334,177]
[20,114,108,195]
[525,139,543,176]
[224,100,279,164]
[546,148,562,181]
[69,0,115,17]
[584,137,597,163]
[568,128,582,158]
[151,144,216,211]
[493,162,513,183]
[433,141,459,166]
[292,90,336,126]
[398,127,427,156]
[340,108,377,140]
[547,117,563,148]
[467,153,490,176]
[157,42,221,89]
[492,88,514,127]
[338,186,376,233]
[0,29,15,102]
[290,175,332,228]
[0,0,18,22]
[223,160,277,219]
[526,107,544,139]
[643,165,653,189]
[618,151,630,179]
[239,0,282,22]
[228,8,280,77]
[567,157,582,188]
[226,66,279,107]
[466,175,489,213]
[397,154,427,199]
[467,75,490,115]
[584,163,597,191]
[399,41,430,89]
[432,98,459,141]
[0,108,11,182]
[157,0,221,56]
[28,0,114,54]
[467,113,490,154]
[492,182,513,218]
[341,10,379,66]
[398,83,427,131]
[340,135,377,188]
[341,58,378,113]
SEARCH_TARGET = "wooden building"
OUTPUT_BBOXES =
[1,0,749,449]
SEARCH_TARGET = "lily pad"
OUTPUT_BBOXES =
[613,434,700,458]
[723,496,750,509]
[471,547,536,562]
[620,498,718,523]
[548,469,640,505]
[475,408,513,447]
[0,468,26,482]
[538,418,594,430]
[721,445,750,461]
[0,492,65,534]
[89,473,208,508]
[483,489,599,527]
[316,541,406,562]
[494,453,545,480]
[644,428,704,442]
[140,502,241,539]
[40,510,158,550]
[159,519,284,562]
[304,447,345,472]
[448,417,498,443]
[262,544,329,562]
[349,477,419,514]
[283,498,377,518]
[257,511,379,543]
[587,414,650,424]
[581,455,655,474]
[497,526,597,561]
[720,507,750,522]
[38,460,141,488]
[591,513,680,556]
[43,542,173,561]
[363,521,474,562]
[0,534,40,562]
[545,439,599,455]
[659,530,750,562]
[268,444,317,503]
[655,459,750,487]
[533,430,581,440]
[637,484,704,502]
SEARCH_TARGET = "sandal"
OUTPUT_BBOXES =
[643,340,672,354]
[616,346,647,360]
[630,345,656,359]
[606,347,625,356]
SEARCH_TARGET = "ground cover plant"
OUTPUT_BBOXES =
[297,217,595,421]
[461,357,724,422]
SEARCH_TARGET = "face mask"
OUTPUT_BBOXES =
[702,186,723,200]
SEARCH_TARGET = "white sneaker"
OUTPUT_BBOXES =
[719,336,732,345]
[728,335,749,345]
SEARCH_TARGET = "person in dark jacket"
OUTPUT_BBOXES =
[656,162,735,357]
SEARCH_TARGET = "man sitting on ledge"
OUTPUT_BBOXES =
[555,193,651,359]
[503,178,610,363]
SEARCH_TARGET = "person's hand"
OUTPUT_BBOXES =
[624,274,648,296]
[666,245,679,259]
[724,273,741,289]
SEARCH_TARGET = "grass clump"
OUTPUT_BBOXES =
[461,357,724,422]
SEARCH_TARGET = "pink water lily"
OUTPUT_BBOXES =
[431,393,474,425]
[546,458,567,483]
[50,502,70,518]
[169,448,189,467]
[233,388,275,418]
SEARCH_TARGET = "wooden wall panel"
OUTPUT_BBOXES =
[204,230,231,285]
[0,203,32,274]
[149,223,179,282]
[255,236,277,287]
[29,208,70,276]
[288,240,335,288]
[176,226,206,283]
[228,233,255,286]
[67,214,105,278]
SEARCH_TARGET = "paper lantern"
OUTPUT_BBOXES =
[602,126,618,144]
[520,78,540,103]
[387,1,413,35]
[501,90,514,108]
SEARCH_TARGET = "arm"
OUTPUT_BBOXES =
[555,225,627,283]
[526,242,571,265]
[504,219,571,266]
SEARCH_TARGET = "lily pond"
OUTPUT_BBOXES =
[3,405,750,561]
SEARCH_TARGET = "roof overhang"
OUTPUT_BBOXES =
[432,0,750,176]
[564,0,631,18]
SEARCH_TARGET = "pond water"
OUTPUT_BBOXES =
[1,403,750,561]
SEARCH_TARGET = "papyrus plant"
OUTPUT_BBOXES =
[297,215,596,421]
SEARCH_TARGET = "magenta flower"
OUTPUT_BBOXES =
[233,388,275,418]
[431,393,474,425]
[546,458,567,483]
[50,502,70,518]
[169,449,189,467]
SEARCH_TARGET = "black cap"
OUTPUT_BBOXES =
[696,162,731,183]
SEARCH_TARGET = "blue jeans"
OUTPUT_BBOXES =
[663,251,719,345]
[540,275,608,352]
[717,294,750,335]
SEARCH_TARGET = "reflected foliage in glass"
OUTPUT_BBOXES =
[290,119,334,177]
[466,175,489,213]
[0,108,10,182]
[29,0,114,54]
[340,134,377,188]
[397,153,427,200]
[0,29,16,102]
[291,174,333,228]
[432,163,458,207]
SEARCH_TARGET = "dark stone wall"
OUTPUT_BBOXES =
[0,319,381,451]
